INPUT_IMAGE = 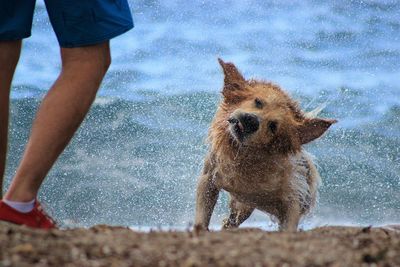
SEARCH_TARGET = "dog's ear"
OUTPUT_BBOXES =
[297,118,337,144]
[218,58,246,103]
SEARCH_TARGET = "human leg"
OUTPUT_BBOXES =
[4,42,111,202]
[0,40,22,198]
[0,0,133,229]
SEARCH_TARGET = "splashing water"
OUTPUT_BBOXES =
[5,0,400,229]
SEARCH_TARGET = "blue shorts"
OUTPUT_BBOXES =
[0,0,134,48]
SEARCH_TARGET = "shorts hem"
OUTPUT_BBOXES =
[0,32,31,41]
[59,23,133,48]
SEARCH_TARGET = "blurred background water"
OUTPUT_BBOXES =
[3,0,400,229]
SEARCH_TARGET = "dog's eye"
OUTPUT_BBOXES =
[268,121,278,134]
[254,98,264,109]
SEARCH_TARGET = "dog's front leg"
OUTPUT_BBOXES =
[194,172,220,231]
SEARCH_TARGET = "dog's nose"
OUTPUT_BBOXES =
[228,118,239,124]
[238,113,259,134]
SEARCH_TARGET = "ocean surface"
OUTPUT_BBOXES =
[4,0,400,229]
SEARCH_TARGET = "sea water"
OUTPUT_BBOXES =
[4,0,400,229]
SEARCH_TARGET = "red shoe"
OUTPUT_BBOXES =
[0,200,57,229]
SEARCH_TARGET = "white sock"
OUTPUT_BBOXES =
[3,199,35,213]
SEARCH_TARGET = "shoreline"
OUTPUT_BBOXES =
[1,221,400,266]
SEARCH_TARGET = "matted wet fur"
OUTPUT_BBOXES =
[194,59,337,232]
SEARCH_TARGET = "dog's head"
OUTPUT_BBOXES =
[216,58,337,154]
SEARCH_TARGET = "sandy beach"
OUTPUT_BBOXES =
[1,221,400,267]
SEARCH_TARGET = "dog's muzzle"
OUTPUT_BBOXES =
[228,113,259,140]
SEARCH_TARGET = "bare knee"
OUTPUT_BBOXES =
[0,40,22,72]
[61,42,112,77]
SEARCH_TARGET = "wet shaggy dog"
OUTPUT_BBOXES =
[194,59,337,232]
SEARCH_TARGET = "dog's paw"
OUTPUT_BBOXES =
[222,218,230,229]
[222,218,236,230]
